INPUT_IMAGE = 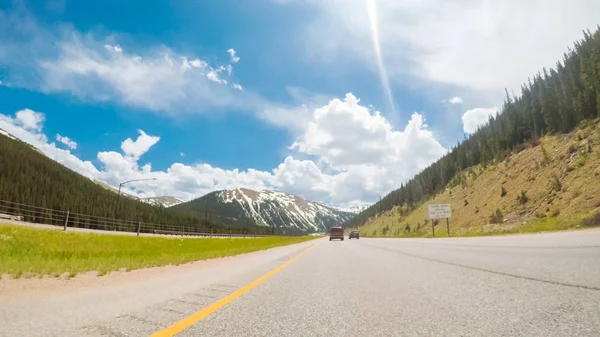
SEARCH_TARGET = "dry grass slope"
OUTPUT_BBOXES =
[357,119,600,238]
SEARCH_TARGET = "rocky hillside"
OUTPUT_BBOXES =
[356,120,600,237]
[172,188,354,232]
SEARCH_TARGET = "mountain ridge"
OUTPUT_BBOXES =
[172,187,354,232]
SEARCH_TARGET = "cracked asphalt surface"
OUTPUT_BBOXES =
[1,229,600,336]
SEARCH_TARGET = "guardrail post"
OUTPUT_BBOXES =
[137,221,141,236]
[64,211,70,231]
[446,218,450,237]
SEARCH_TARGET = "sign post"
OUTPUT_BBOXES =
[428,204,452,238]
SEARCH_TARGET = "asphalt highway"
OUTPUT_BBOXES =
[1,229,599,336]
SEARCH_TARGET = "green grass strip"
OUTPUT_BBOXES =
[0,224,318,278]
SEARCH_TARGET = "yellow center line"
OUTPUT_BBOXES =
[151,243,318,337]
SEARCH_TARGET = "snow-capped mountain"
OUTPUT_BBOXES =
[140,196,184,208]
[171,188,355,232]
[336,204,369,214]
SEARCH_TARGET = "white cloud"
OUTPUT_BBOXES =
[189,59,207,69]
[56,134,77,149]
[281,0,600,101]
[120,130,160,160]
[292,93,445,170]
[206,70,227,84]
[0,13,252,115]
[15,109,45,131]
[447,96,463,104]
[227,48,240,63]
[462,107,498,134]
[0,16,303,130]
[103,44,122,53]
[36,38,243,113]
[180,152,185,157]
[290,93,447,202]
[0,95,447,207]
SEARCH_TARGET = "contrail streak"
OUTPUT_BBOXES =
[367,0,396,116]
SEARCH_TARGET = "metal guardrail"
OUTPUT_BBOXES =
[0,199,276,238]
[152,229,266,238]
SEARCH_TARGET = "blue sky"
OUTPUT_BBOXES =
[1,0,598,207]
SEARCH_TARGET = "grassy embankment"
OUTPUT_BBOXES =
[0,224,318,278]
[357,119,600,238]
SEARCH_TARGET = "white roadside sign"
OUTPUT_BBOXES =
[428,204,452,219]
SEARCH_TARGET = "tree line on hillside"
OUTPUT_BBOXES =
[0,135,279,235]
[346,27,600,228]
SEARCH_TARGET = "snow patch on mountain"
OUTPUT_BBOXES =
[140,196,184,208]
[336,204,369,214]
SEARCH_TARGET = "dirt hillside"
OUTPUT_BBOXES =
[358,119,600,237]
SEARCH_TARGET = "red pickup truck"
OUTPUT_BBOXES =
[329,227,344,241]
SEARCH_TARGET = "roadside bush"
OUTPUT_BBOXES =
[541,145,551,165]
[517,190,528,204]
[382,225,390,235]
[489,209,504,224]
[550,174,562,192]
[581,213,600,227]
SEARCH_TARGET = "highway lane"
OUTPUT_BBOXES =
[2,229,600,336]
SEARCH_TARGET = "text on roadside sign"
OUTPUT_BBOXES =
[428,204,451,219]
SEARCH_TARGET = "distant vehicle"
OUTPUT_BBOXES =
[329,227,344,241]
[349,230,359,239]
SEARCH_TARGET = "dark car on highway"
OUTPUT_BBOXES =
[349,230,360,239]
[329,227,344,241]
